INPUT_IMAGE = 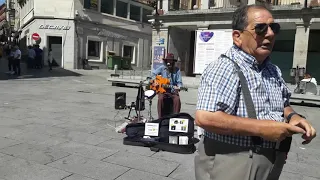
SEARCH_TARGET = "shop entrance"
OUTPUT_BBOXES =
[47,36,63,67]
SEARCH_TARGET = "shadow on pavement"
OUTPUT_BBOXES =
[0,58,82,80]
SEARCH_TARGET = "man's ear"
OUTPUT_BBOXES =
[232,30,242,47]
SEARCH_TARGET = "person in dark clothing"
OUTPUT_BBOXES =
[27,45,36,69]
[7,48,14,74]
[34,45,43,69]
[6,44,11,57]
[48,48,53,71]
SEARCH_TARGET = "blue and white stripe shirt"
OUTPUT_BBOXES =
[197,45,291,148]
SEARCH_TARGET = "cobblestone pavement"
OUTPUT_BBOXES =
[0,59,319,180]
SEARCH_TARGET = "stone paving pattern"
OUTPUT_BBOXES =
[0,60,319,180]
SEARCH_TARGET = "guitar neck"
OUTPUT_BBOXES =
[162,84,188,91]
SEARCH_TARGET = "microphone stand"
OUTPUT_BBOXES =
[137,81,143,121]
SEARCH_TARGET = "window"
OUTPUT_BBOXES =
[101,0,113,14]
[84,0,98,10]
[88,40,101,58]
[116,0,128,18]
[130,4,141,21]
[170,0,181,10]
[142,9,152,23]
[123,45,134,64]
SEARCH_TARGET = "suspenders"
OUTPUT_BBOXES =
[221,54,263,147]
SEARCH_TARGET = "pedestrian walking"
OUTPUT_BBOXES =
[12,45,21,76]
[27,45,36,69]
[48,48,53,71]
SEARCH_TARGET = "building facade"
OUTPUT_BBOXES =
[10,0,153,69]
[151,0,320,83]
[0,3,6,41]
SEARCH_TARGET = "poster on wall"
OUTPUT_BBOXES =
[153,46,165,70]
[193,30,233,74]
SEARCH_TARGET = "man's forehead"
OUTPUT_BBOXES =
[247,8,273,23]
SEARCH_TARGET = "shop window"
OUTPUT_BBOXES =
[130,4,141,21]
[83,0,98,11]
[123,45,135,64]
[142,8,152,23]
[101,0,113,14]
[116,0,128,18]
[88,40,101,58]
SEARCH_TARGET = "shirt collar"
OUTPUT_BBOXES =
[162,65,177,73]
[232,45,271,70]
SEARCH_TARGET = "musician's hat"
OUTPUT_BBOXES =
[163,53,177,62]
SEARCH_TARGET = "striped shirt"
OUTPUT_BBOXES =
[197,45,291,148]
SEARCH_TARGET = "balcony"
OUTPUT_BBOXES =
[166,0,200,10]
[209,0,246,9]
[256,0,320,9]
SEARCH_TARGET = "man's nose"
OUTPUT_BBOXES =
[265,26,275,37]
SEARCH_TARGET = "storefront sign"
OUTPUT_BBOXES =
[39,24,71,30]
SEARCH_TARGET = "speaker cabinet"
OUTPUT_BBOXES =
[115,92,126,109]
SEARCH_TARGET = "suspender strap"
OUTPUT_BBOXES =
[221,54,262,146]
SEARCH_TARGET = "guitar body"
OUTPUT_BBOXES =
[150,75,170,94]
[149,75,188,94]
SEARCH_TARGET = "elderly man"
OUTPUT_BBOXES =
[195,5,316,180]
[152,53,182,118]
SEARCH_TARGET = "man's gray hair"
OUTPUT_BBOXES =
[232,5,271,31]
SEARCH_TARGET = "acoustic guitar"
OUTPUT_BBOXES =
[149,75,188,94]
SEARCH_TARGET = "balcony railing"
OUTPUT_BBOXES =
[168,0,201,10]
[209,0,246,8]
[169,0,190,10]
[257,0,320,8]
[164,0,319,14]
[167,0,246,11]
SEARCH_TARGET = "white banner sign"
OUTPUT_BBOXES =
[193,30,233,74]
[144,123,159,136]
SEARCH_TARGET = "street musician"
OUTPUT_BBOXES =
[151,53,183,118]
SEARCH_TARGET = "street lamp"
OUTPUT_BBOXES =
[147,0,163,29]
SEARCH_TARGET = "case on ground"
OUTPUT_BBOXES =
[123,113,199,154]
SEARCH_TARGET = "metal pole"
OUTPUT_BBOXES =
[138,81,142,121]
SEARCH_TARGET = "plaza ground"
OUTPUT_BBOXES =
[0,59,319,180]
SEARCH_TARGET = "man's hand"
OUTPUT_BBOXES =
[258,121,306,142]
[289,117,317,144]
[152,81,159,87]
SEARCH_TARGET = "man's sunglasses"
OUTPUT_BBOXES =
[253,23,280,35]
